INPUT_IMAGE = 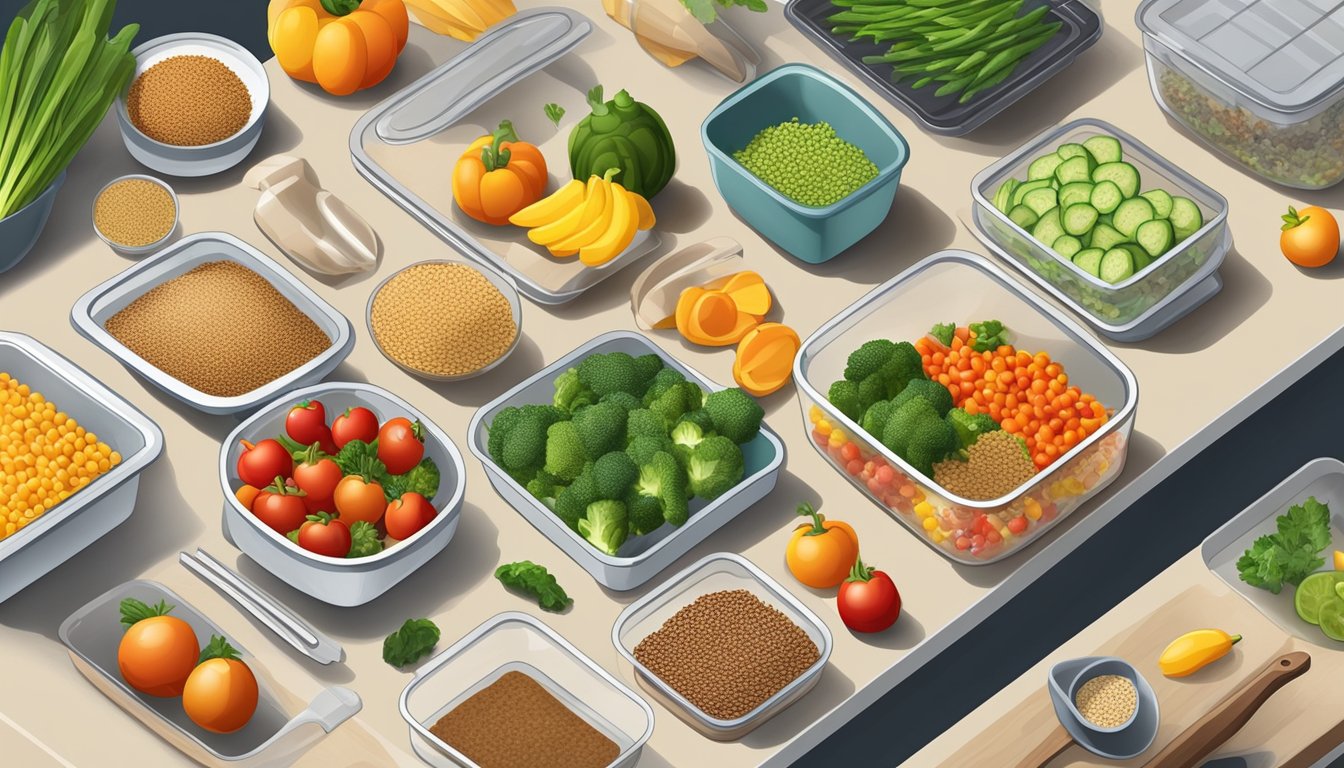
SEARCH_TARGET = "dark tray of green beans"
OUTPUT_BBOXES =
[784,0,1102,136]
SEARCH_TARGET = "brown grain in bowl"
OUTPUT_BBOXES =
[94,178,175,247]
[127,55,251,146]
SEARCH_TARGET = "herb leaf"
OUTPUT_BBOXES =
[384,458,441,501]
[495,561,573,612]
[929,322,955,346]
[969,320,1008,351]
[199,634,242,663]
[119,598,173,628]
[383,618,440,667]
[347,521,383,558]
[543,102,565,127]
[1237,496,1332,594]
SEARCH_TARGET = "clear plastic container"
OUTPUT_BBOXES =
[611,552,832,740]
[793,250,1138,565]
[971,118,1230,335]
[400,611,653,768]
[1137,0,1344,189]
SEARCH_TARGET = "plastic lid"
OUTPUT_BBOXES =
[1138,0,1344,114]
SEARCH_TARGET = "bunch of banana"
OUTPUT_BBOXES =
[404,0,515,41]
[511,171,656,267]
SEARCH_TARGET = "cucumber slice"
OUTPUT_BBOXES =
[1012,179,1053,208]
[993,178,1020,213]
[1083,135,1124,165]
[1119,243,1152,272]
[1140,189,1174,219]
[1169,196,1204,240]
[1053,235,1083,259]
[1031,207,1065,247]
[1063,203,1099,237]
[1100,248,1135,284]
[1022,187,1059,217]
[1008,204,1039,230]
[1028,153,1066,181]
[1098,213,1114,228]
[1072,248,1104,277]
[1055,155,1097,185]
[1113,197,1156,238]
[1059,182,1094,210]
[1088,223,1128,251]
[1089,180,1124,215]
[1092,162,1141,198]
[1136,218,1175,258]
[1056,143,1093,163]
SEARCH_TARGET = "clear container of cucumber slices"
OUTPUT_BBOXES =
[970,118,1230,342]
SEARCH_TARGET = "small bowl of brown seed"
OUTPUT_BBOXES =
[115,32,269,178]
[92,174,178,256]
[1044,656,1160,760]
[367,260,523,382]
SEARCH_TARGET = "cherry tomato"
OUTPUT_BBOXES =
[117,600,200,698]
[385,492,436,540]
[786,502,859,589]
[234,484,261,512]
[292,454,343,505]
[235,439,293,490]
[296,512,352,557]
[377,417,425,475]
[251,478,310,534]
[1281,205,1340,268]
[837,558,901,633]
[285,399,337,454]
[183,641,258,734]
[333,474,387,525]
[331,406,379,448]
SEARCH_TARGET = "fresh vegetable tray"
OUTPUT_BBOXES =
[794,250,1137,565]
[783,0,1103,136]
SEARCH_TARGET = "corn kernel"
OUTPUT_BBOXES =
[1025,498,1043,520]
[922,516,938,531]
[914,501,934,519]
[816,419,832,436]
[809,406,823,424]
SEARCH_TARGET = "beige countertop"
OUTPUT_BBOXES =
[3,1,1344,766]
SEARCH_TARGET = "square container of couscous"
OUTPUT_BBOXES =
[0,332,162,603]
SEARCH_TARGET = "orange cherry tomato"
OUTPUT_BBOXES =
[333,473,387,525]
[1281,205,1340,268]
[183,637,259,734]
[786,502,860,589]
[117,598,200,698]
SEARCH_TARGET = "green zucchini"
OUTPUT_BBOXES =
[1031,207,1065,247]
[1088,223,1128,251]
[1099,248,1135,283]
[1169,196,1204,241]
[993,178,1020,213]
[1072,248,1104,277]
[1056,143,1093,163]
[1022,187,1059,217]
[1008,204,1039,230]
[1028,153,1066,181]
[1089,180,1124,215]
[1140,188,1174,219]
[1136,218,1174,258]
[1119,243,1152,272]
[1054,154,1097,185]
[1053,235,1083,259]
[1012,179,1053,208]
[1059,182,1094,210]
[1063,203,1099,237]
[1092,161,1141,198]
[1113,197,1156,239]
[1082,135,1123,165]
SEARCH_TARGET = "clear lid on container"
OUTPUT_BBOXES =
[1138,0,1344,117]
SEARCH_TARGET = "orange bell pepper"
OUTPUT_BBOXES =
[268,0,409,96]
[452,120,548,226]
[786,502,860,589]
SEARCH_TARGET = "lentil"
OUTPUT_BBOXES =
[105,261,329,396]
[0,372,121,542]
[370,263,517,378]
[933,430,1037,500]
[633,589,819,721]
[733,118,878,207]
[429,670,618,768]
[94,178,175,247]
[1074,674,1137,729]
[127,55,251,146]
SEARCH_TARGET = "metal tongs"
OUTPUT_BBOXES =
[179,548,343,665]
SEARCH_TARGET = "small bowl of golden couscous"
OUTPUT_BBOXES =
[92,175,178,256]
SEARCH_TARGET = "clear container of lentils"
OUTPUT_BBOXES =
[611,552,832,740]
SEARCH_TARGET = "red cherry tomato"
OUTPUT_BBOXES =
[385,492,436,540]
[285,400,337,454]
[235,439,293,490]
[331,407,379,449]
[292,453,343,505]
[250,479,310,535]
[837,558,901,633]
[377,417,425,475]
[296,512,352,557]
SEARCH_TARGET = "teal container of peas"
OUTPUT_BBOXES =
[702,63,909,264]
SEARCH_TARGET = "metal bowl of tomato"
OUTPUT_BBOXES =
[218,382,466,607]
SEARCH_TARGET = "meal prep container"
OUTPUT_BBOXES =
[784,0,1103,136]
[971,118,1230,341]
[71,232,355,416]
[1137,0,1344,190]
[401,611,653,768]
[794,250,1137,565]
[60,580,361,767]
[365,259,523,381]
[117,33,270,178]
[351,8,663,306]
[220,382,466,607]
[92,174,180,256]
[1203,457,1344,647]
[0,332,162,603]
[0,172,63,273]
[611,552,832,740]
[700,63,908,264]
[468,330,785,591]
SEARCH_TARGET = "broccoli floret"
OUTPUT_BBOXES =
[572,401,626,459]
[486,406,525,466]
[630,451,690,529]
[881,397,936,456]
[648,381,703,428]
[827,380,863,422]
[860,399,896,438]
[678,408,714,433]
[578,352,643,397]
[600,391,643,412]
[946,408,1000,450]
[553,467,596,531]
[858,373,887,410]
[633,353,665,388]
[891,379,953,418]
[526,470,562,508]
[625,489,665,536]
[592,451,638,500]
[878,341,927,398]
[543,421,586,481]
[969,320,1008,351]
[553,368,597,414]
[881,398,956,477]
[686,435,744,501]
[626,408,667,443]
[844,339,897,382]
[670,420,708,464]
[500,412,549,473]
[704,388,764,444]
[627,434,672,466]
[929,322,956,346]
[642,366,687,405]
[578,499,628,555]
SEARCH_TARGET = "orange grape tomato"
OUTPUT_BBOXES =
[235,484,261,511]
[786,502,860,589]
[1281,205,1340,268]
[183,643,259,734]
[117,599,200,698]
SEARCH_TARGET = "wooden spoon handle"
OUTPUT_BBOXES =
[1144,651,1311,768]
[1014,724,1076,768]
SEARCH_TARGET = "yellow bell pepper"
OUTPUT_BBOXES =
[268,0,409,96]
[1159,628,1241,678]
